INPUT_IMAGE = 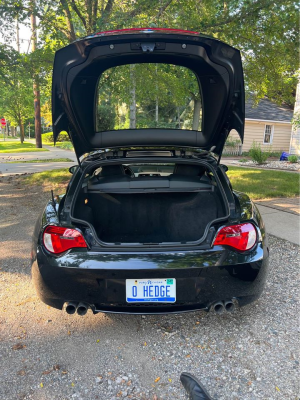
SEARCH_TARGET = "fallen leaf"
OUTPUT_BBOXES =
[196,321,200,325]
[42,370,52,375]
[53,364,60,371]
[154,377,160,383]
[40,383,44,388]
[61,370,68,375]
[12,343,26,350]
[168,378,172,382]
[16,297,36,306]
[68,331,71,335]
[275,387,280,392]
[17,370,26,376]
[96,339,100,343]
[71,382,75,387]
[144,342,147,346]
[186,354,191,358]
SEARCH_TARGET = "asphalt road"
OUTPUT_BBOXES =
[0,177,299,400]
[0,145,77,176]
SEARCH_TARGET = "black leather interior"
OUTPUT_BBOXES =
[88,164,213,193]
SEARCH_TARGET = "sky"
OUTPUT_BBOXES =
[0,20,32,53]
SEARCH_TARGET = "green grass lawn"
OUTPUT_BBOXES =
[21,165,300,199]
[0,141,48,153]
[23,168,72,188]
[6,158,73,163]
[227,166,300,199]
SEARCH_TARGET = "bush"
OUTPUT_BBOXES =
[57,131,70,142]
[42,131,70,143]
[42,132,54,143]
[56,141,73,150]
[288,155,298,163]
[225,137,241,148]
[97,104,116,131]
[249,142,270,164]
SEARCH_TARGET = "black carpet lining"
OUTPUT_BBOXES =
[74,192,226,243]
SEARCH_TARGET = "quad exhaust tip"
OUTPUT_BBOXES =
[65,302,90,316]
[224,300,235,313]
[211,300,235,314]
[213,301,225,314]
[77,302,89,316]
[65,302,77,315]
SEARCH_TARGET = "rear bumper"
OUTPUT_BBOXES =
[32,244,269,314]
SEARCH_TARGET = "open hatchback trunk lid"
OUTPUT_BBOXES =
[52,28,245,158]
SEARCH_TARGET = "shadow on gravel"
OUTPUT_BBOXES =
[0,179,299,400]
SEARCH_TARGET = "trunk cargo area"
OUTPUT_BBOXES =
[74,191,226,244]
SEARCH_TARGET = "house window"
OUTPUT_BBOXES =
[264,124,273,144]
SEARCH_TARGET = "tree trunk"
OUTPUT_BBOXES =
[177,107,181,128]
[20,121,25,143]
[192,99,201,131]
[30,4,42,148]
[129,64,136,129]
[60,0,76,41]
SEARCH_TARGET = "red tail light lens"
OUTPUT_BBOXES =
[43,225,87,254]
[213,223,257,251]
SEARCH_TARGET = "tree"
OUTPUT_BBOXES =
[0,45,34,142]
[0,0,298,126]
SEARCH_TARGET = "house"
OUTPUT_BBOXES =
[228,97,293,153]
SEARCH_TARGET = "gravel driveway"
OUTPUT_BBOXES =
[0,178,299,400]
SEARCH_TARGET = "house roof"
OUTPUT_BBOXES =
[245,97,293,122]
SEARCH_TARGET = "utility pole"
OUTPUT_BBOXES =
[30,1,42,148]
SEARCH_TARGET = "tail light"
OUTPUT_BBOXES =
[43,225,87,254]
[213,223,257,251]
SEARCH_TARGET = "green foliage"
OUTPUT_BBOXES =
[227,166,300,199]
[56,141,74,150]
[57,131,70,142]
[42,131,70,143]
[225,137,241,148]
[242,150,284,158]
[97,104,116,131]
[0,45,34,138]
[288,155,298,163]
[292,112,300,129]
[249,142,270,164]
[98,64,201,131]
[0,0,298,138]
[42,132,54,143]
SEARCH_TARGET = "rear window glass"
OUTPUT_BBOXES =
[96,64,202,132]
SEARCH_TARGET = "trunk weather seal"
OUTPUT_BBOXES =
[68,157,231,249]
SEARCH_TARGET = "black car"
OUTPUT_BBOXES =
[32,28,269,316]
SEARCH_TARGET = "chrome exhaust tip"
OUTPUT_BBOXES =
[213,301,225,314]
[65,302,78,315]
[224,300,235,313]
[77,302,89,316]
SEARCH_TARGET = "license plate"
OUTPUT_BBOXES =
[126,278,176,303]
